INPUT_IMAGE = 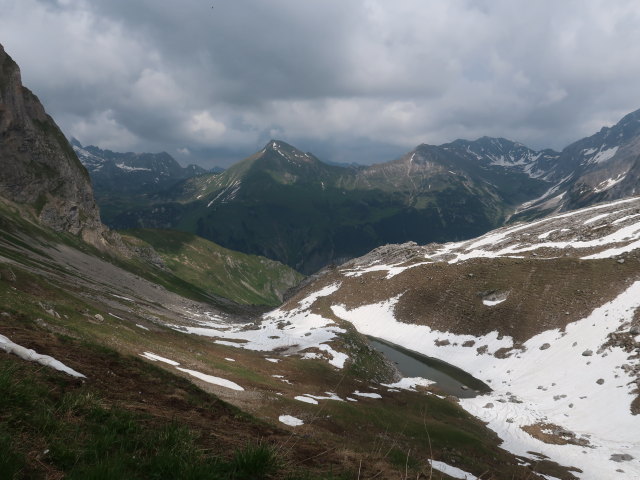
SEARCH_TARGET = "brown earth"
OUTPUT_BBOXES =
[286,255,640,346]
[521,423,591,447]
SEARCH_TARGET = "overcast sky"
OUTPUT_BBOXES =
[2,0,640,167]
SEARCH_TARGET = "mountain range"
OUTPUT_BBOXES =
[90,108,640,273]
[72,138,208,193]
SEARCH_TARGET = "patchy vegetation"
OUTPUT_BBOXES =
[123,229,303,307]
[0,221,555,479]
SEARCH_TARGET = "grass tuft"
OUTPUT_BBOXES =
[230,441,280,479]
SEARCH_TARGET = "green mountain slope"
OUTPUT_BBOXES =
[122,229,303,307]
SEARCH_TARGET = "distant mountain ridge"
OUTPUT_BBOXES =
[72,139,207,196]
[104,139,554,272]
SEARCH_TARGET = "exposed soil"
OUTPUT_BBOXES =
[288,255,640,346]
[521,423,591,447]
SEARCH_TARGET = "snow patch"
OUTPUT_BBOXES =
[538,229,556,239]
[279,415,304,426]
[353,390,382,399]
[593,175,626,193]
[0,334,85,378]
[590,146,619,164]
[176,367,244,391]
[429,460,478,479]
[584,212,611,225]
[483,298,505,306]
[300,392,344,402]
[382,377,435,391]
[294,395,318,404]
[140,352,180,366]
[115,163,151,172]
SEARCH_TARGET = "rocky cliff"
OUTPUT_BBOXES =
[0,43,106,245]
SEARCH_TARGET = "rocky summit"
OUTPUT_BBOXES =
[0,45,105,246]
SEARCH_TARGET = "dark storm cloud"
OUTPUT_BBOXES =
[2,0,640,167]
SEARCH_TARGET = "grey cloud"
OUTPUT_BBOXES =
[2,0,640,167]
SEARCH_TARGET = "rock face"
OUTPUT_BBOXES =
[0,44,105,244]
[512,108,640,220]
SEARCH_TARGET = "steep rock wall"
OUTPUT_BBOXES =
[0,43,105,245]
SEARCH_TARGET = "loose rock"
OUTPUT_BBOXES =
[610,453,634,462]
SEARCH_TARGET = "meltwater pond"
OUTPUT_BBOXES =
[368,337,491,398]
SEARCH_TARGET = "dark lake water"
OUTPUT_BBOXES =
[368,337,491,398]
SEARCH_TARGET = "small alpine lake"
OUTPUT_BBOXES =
[368,336,491,398]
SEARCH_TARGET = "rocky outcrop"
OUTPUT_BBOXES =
[0,43,106,245]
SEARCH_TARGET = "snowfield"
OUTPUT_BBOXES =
[172,283,349,368]
[343,196,640,279]
[329,281,640,478]
[254,196,640,478]
[324,197,640,479]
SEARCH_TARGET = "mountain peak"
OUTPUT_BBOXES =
[612,108,640,136]
[265,139,290,149]
[261,139,316,165]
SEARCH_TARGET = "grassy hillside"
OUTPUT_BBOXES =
[122,229,304,307]
[0,325,349,480]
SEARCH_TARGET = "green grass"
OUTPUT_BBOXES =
[230,442,280,479]
[0,358,223,479]
[122,229,303,306]
[0,346,346,480]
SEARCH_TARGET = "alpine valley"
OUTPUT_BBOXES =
[92,105,640,275]
[1,41,640,480]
